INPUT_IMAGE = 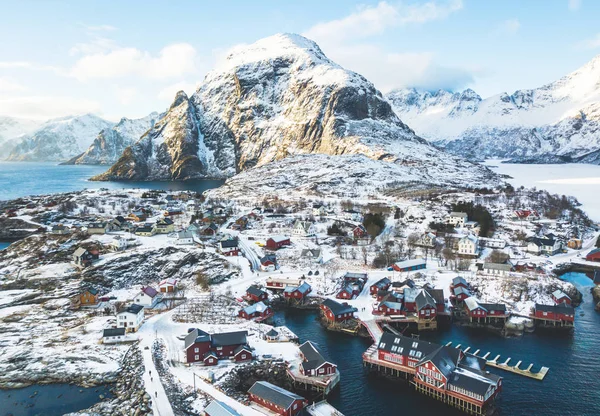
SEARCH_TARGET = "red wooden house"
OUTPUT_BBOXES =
[452,286,471,302]
[298,341,337,376]
[374,297,404,316]
[403,287,419,312]
[370,277,391,295]
[464,297,488,319]
[450,276,469,290]
[238,302,272,321]
[586,248,600,262]
[416,290,437,320]
[353,224,368,239]
[283,282,312,300]
[245,285,268,302]
[185,329,249,364]
[336,284,355,300]
[375,333,503,415]
[266,236,291,250]
[248,381,307,416]
[551,290,572,305]
[427,289,445,313]
[534,303,575,323]
[320,299,357,322]
[233,345,253,362]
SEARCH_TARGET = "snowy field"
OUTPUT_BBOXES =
[485,160,600,221]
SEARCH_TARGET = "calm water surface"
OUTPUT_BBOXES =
[0,384,113,416]
[0,162,224,201]
[276,272,600,416]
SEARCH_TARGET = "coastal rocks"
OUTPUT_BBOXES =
[218,361,292,402]
[592,286,600,311]
[67,345,151,416]
[0,217,40,241]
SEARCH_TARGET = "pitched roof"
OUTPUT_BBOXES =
[120,304,143,315]
[484,262,512,271]
[73,247,88,257]
[372,277,391,289]
[242,301,270,315]
[184,328,211,349]
[415,290,436,310]
[177,230,194,239]
[300,249,321,258]
[403,287,420,303]
[552,289,570,300]
[103,328,126,337]
[453,286,471,297]
[321,299,357,316]
[418,345,461,378]
[204,400,242,416]
[266,329,279,337]
[427,288,444,305]
[141,286,159,298]
[284,282,311,294]
[220,239,239,248]
[452,276,468,286]
[464,297,485,312]
[211,331,248,347]
[344,272,368,280]
[246,285,267,297]
[269,235,289,243]
[535,303,574,314]
[479,303,507,313]
[393,258,426,269]
[248,381,304,410]
[299,341,333,372]
[377,333,438,359]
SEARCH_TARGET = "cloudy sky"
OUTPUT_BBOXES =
[0,0,599,121]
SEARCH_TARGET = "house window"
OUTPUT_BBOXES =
[241,354,246,359]
[319,368,325,374]
[194,348,199,353]
[194,355,199,360]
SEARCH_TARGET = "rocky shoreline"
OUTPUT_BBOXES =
[66,344,152,416]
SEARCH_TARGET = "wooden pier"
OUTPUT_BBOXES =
[446,342,549,380]
[306,400,344,416]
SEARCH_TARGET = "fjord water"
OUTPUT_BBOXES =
[0,383,113,416]
[0,162,224,201]
[277,272,600,416]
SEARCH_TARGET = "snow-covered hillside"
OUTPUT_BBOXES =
[387,55,600,163]
[0,116,43,158]
[6,114,113,162]
[65,112,160,165]
[94,33,497,190]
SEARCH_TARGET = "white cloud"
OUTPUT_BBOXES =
[0,77,27,93]
[568,0,581,11]
[157,81,199,101]
[115,86,137,105]
[70,37,118,56]
[0,96,102,120]
[304,0,463,43]
[498,18,521,35]
[578,33,600,49]
[301,0,471,92]
[70,43,198,81]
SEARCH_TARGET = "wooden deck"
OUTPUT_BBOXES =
[446,342,549,380]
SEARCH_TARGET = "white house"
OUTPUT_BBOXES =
[110,236,129,251]
[480,237,506,249]
[175,230,194,245]
[116,304,144,332]
[482,262,512,276]
[292,220,316,237]
[457,234,479,256]
[446,212,468,227]
[526,236,562,255]
[102,327,128,344]
[300,249,323,263]
[342,209,362,222]
[312,204,326,217]
[417,232,436,248]
[134,286,161,307]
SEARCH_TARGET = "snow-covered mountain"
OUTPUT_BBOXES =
[387,55,600,163]
[6,114,113,162]
[0,116,44,158]
[64,113,160,165]
[94,33,498,190]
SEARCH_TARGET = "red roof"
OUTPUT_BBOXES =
[141,286,159,298]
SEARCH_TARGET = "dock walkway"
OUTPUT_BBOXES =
[446,342,549,380]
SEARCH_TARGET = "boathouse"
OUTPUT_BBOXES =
[320,299,357,322]
[392,258,427,272]
[266,277,301,290]
[284,282,312,300]
[238,301,273,321]
[533,303,575,325]
[363,333,502,415]
[298,341,337,376]
[248,381,307,416]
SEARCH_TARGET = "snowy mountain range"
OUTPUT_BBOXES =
[93,33,499,192]
[0,116,44,158]
[64,113,160,165]
[387,55,600,163]
[5,114,113,162]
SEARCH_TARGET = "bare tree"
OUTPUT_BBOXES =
[361,246,369,265]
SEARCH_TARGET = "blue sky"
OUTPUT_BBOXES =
[0,0,599,121]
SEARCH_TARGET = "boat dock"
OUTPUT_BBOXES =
[446,342,549,380]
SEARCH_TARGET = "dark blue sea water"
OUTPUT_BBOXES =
[0,162,224,201]
[0,384,113,416]
[276,272,600,416]
[0,242,9,250]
